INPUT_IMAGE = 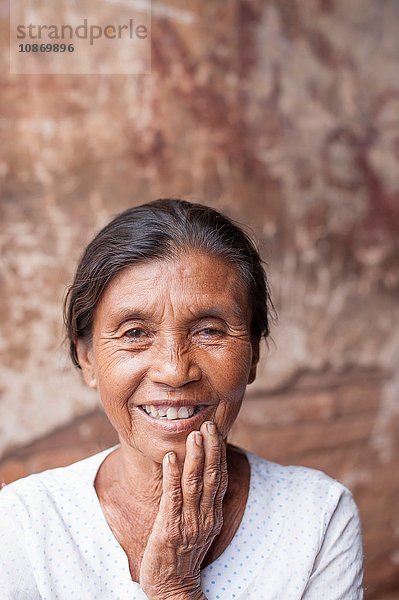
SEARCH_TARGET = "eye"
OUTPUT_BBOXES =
[124,328,147,340]
[197,327,224,336]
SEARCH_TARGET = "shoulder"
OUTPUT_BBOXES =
[247,450,352,496]
[245,450,360,530]
[231,451,364,597]
[0,445,117,511]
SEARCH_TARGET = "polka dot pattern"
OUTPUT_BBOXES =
[0,446,363,599]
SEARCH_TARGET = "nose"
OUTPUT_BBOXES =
[148,338,201,388]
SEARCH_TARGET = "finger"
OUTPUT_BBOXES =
[156,452,182,526]
[199,421,221,514]
[213,436,228,535]
[181,430,204,514]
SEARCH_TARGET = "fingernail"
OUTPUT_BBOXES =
[194,432,203,446]
[207,421,216,434]
[168,452,176,464]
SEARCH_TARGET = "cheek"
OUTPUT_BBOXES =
[210,341,253,393]
[93,347,144,422]
[207,342,253,436]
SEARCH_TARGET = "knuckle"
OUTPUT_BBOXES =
[181,539,197,553]
[205,466,221,485]
[184,474,202,495]
[165,524,182,545]
[167,487,182,507]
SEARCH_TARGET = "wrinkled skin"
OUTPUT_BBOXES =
[77,251,259,599]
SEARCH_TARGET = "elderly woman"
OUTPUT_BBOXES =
[0,199,363,599]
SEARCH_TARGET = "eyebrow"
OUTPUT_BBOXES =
[110,303,246,326]
[191,306,246,321]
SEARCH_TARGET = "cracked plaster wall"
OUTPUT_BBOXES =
[0,1,399,595]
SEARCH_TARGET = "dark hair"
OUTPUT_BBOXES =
[64,198,274,368]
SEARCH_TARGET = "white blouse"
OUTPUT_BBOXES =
[0,445,364,599]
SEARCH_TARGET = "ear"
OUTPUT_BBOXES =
[75,338,97,389]
[248,341,260,384]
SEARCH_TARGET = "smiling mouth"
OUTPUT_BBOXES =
[139,405,205,421]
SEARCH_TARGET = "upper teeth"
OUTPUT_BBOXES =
[142,405,198,420]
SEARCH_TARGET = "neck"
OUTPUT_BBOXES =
[100,441,164,511]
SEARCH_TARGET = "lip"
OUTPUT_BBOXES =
[133,403,216,434]
[138,400,209,408]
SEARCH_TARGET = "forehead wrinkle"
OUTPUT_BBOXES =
[97,254,250,325]
[142,269,248,322]
[107,292,248,328]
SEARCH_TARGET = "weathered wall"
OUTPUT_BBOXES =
[1,1,399,597]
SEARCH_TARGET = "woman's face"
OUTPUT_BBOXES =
[78,251,259,463]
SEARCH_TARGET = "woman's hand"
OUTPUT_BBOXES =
[139,421,228,600]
